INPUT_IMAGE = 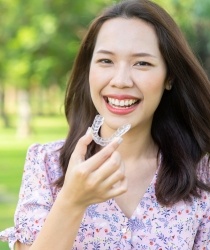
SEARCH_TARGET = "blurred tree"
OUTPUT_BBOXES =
[0,0,114,134]
[192,0,210,74]
[155,0,210,75]
[0,0,14,127]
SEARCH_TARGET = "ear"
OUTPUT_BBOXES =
[165,79,173,90]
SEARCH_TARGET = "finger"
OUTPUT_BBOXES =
[105,160,125,186]
[94,151,122,181]
[103,167,125,188]
[85,136,123,172]
[71,128,93,163]
[105,177,128,199]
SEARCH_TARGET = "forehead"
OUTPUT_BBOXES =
[93,17,160,55]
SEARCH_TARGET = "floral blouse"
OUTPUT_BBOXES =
[0,140,210,249]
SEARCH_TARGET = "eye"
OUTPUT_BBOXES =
[98,59,113,64]
[134,61,151,66]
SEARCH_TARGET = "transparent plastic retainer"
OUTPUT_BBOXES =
[91,114,131,146]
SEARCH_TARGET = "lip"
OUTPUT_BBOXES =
[103,95,141,115]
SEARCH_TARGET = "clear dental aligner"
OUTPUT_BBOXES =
[91,114,131,146]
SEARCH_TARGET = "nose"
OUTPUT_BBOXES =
[109,65,133,88]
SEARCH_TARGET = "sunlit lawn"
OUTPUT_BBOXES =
[0,115,68,249]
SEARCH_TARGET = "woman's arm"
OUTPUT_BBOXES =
[14,192,86,250]
[15,241,31,250]
[28,192,87,250]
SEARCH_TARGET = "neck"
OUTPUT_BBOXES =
[100,121,158,162]
[120,129,157,161]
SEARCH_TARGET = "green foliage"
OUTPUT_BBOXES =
[154,0,210,75]
[0,0,114,90]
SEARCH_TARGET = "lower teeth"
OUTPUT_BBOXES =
[109,103,133,108]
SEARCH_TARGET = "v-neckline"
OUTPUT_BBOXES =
[112,157,160,220]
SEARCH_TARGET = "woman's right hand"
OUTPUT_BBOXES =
[60,128,127,209]
[16,129,127,250]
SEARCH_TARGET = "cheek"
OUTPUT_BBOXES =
[149,68,166,91]
[89,66,97,93]
[89,65,109,94]
[89,67,101,102]
[143,76,166,104]
[89,64,101,86]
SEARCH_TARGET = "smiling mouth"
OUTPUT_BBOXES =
[104,97,140,108]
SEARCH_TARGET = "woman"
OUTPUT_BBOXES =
[1,0,210,249]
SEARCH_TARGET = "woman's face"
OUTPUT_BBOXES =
[89,17,169,137]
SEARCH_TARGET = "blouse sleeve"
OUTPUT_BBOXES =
[193,154,210,249]
[0,143,56,249]
[193,194,210,249]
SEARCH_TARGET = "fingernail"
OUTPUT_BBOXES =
[113,136,123,145]
[86,127,92,135]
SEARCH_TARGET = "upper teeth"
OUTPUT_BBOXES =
[108,98,137,107]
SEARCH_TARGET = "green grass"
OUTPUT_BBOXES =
[0,115,68,250]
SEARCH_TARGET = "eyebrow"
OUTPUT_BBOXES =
[96,49,157,58]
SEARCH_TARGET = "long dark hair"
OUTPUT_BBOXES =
[57,0,210,205]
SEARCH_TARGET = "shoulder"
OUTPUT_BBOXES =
[26,139,64,164]
[27,139,65,156]
[24,139,65,183]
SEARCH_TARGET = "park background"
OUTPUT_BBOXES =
[0,0,210,249]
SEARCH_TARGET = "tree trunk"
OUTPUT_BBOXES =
[0,84,10,127]
[16,89,32,138]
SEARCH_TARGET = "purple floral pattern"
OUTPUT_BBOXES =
[0,141,210,249]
